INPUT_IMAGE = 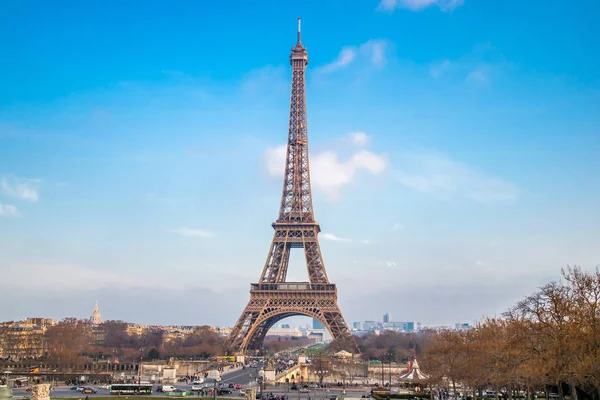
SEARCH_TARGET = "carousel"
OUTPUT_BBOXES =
[398,358,430,395]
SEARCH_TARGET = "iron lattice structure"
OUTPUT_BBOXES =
[224,20,357,355]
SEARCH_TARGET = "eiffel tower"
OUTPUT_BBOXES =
[224,19,357,355]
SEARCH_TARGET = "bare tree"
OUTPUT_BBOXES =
[310,352,331,386]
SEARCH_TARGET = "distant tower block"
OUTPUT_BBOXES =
[383,313,390,323]
[90,301,102,325]
[313,318,325,329]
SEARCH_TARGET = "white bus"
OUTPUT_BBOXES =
[109,384,153,395]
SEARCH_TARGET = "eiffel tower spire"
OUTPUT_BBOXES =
[224,19,356,356]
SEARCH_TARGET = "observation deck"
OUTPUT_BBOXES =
[250,282,336,292]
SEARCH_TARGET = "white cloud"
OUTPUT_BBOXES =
[377,260,398,267]
[359,40,389,67]
[361,239,371,245]
[395,152,518,204]
[377,0,464,12]
[264,144,388,201]
[1,175,42,202]
[321,233,352,242]
[318,47,357,73]
[349,132,370,146]
[392,223,404,231]
[0,204,18,217]
[317,40,389,73]
[265,146,287,177]
[169,227,215,238]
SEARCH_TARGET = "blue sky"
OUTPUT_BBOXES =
[1,0,599,328]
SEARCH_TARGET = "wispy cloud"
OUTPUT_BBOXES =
[265,143,388,201]
[2,262,242,294]
[318,48,357,73]
[466,65,490,84]
[321,233,352,242]
[430,59,452,78]
[360,40,389,67]
[169,227,215,238]
[395,152,518,204]
[378,260,398,267]
[1,175,42,202]
[377,0,464,12]
[241,65,288,94]
[0,204,18,217]
[349,132,370,146]
[392,223,404,231]
[430,44,507,84]
[360,239,371,245]
[317,40,390,73]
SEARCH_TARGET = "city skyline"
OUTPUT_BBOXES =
[0,302,459,329]
[1,1,599,327]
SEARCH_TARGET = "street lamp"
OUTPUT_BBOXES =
[258,369,265,400]
[315,371,328,400]
[380,353,393,387]
[3,372,11,387]
[208,369,221,400]
[138,348,144,394]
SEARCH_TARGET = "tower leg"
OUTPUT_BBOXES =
[224,290,358,355]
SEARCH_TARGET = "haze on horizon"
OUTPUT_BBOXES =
[1,0,599,328]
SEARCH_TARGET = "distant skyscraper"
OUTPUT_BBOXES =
[455,323,472,331]
[281,323,291,329]
[312,318,325,329]
[363,321,376,330]
[352,322,361,330]
[90,301,102,325]
[383,313,390,323]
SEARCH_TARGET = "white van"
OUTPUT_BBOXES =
[161,385,176,392]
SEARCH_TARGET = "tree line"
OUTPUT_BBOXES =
[41,320,224,363]
[423,266,600,400]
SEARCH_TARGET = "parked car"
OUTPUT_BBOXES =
[234,384,243,389]
[299,388,309,394]
[239,389,246,396]
[82,388,97,394]
[219,388,233,395]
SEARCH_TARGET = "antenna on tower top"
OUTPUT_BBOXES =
[297,17,302,43]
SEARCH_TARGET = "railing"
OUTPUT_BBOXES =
[251,283,336,291]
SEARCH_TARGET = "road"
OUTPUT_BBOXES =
[220,366,259,386]
[10,367,260,398]
[10,367,370,399]
[11,387,368,399]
